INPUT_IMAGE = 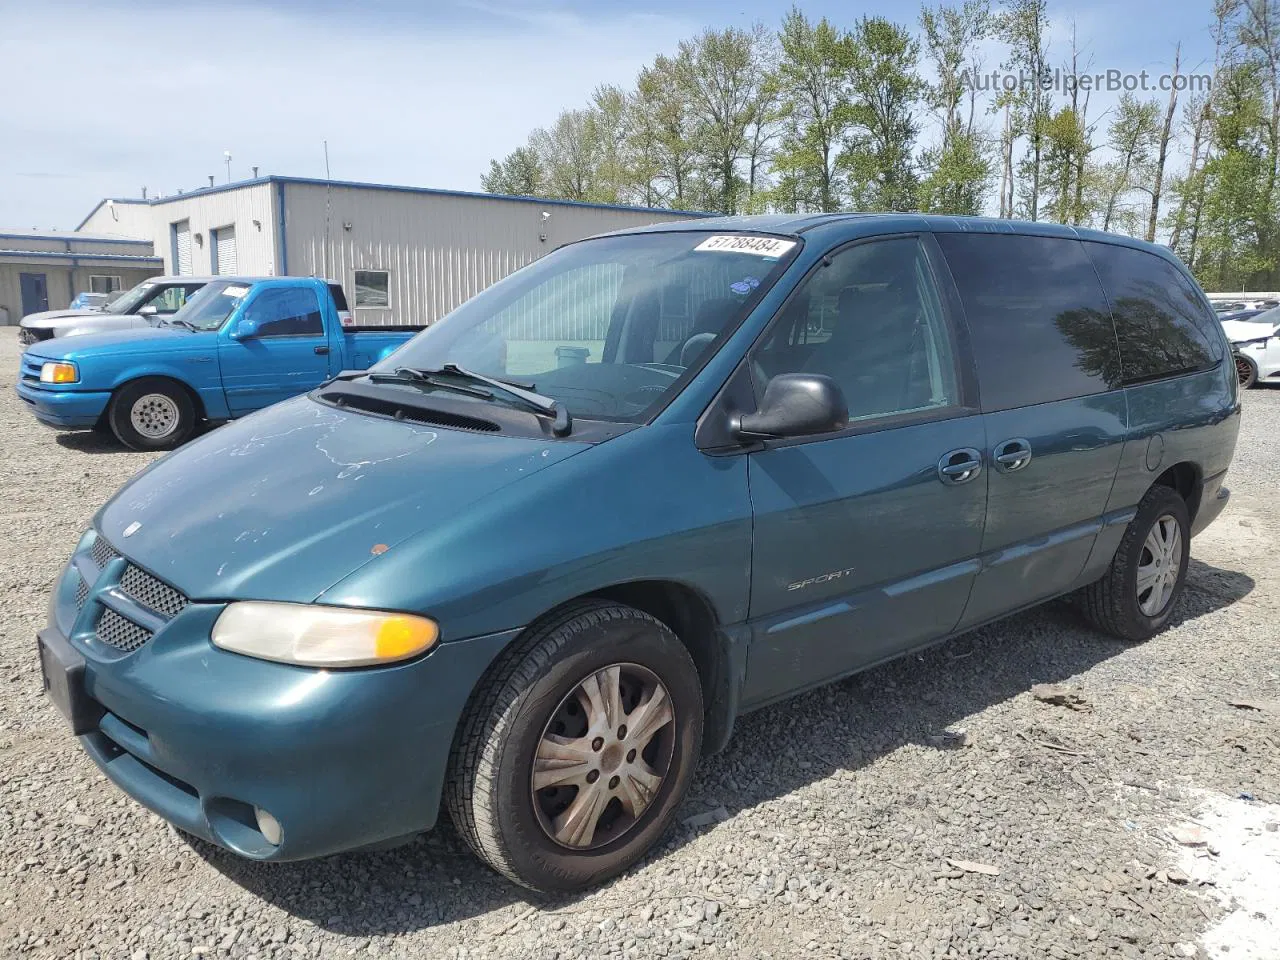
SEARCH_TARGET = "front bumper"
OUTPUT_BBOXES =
[42,540,518,861]
[16,379,111,429]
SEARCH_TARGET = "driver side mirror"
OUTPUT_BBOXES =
[137,305,158,317]
[731,373,848,441]
[232,316,260,340]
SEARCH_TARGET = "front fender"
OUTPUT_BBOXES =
[317,423,754,642]
[88,360,229,421]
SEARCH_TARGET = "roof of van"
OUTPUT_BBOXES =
[604,212,1179,256]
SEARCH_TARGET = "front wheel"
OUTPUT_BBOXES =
[1076,484,1191,641]
[108,378,196,451]
[446,601,703,892]
[1235,353,1259,389]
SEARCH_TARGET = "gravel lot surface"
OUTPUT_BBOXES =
[1,328,1277,960]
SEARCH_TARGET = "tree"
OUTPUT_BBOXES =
[773,7,853,211]
[1148,45,1183,242]
[676,25,774,214]
[632,54,702,209]
[918,0,995,214]
[996,0,1053,220]
[1101,94,1161,231]
[841,16,927,211]
[480,147,544,197]
[1042,106,1091,224]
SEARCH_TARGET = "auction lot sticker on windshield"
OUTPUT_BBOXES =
[694,235,797,258]
[223,285,250,298]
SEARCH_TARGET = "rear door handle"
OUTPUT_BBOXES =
[314,345,330,355]
[938,448,983,485]
[993,438,1032,473]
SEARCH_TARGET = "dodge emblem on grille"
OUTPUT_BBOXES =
[122,521,142,538]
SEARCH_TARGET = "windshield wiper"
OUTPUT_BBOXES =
[364,367,495,400]
[424,364,572,436]
[166,317,199,332]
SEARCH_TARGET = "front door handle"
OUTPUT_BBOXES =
[938,448,983,485]
[993,438,1033,473]
[314,345,330,355]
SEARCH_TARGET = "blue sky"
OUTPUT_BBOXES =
[0,0,1216,231]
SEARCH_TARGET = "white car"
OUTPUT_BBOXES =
[1223,305,1280,388]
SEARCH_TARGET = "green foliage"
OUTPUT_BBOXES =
[476,0,1278,287]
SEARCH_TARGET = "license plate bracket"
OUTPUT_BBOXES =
[37,629,103,736]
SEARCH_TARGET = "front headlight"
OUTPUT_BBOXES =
[39,361,78,384]
[211,602,439,667]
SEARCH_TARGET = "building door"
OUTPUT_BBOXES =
[173,221,192,275]
[213,226,237,275]
[19,273,49,317]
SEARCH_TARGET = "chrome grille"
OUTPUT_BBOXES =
[119,565,187,619]
[90,537,119,570]
[96,609,153,653]
[75,577,89,610]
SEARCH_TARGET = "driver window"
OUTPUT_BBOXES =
[752,237,958,422]
[242,287,324,337]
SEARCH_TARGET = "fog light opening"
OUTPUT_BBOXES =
[255,807,283,846]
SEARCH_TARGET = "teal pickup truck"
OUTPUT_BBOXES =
[17,277,421,449]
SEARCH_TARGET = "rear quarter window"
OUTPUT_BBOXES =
[328,284,350,312]
[1083,242,1220,383]
[936,233,1122,411]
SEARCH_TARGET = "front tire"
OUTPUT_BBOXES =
[1235,353,1259,389]
[108,378,196,451]
[446,601,703,892]
[1077,485,1191,642]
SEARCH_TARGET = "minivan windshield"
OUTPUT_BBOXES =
[103,281,156,314]
[169,280,252,331]
[374,231,798,422]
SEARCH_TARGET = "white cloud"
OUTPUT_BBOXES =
[0,0,696,229]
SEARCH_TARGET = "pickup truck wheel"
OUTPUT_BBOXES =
[108,379,196,451]
[446,600,702,892]
[1076,485,1190,642]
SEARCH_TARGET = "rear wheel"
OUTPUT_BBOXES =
[446,601,702,892]
[108,378,196,451]
[1235,353,1258,389]
[1076,484,1191,642]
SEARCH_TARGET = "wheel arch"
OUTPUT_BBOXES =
[110,373,207,421]
[1152,461,1202,523]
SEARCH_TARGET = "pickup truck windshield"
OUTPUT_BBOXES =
[172,280,252,331]
[377,231,798,422]
[102,281,156,314]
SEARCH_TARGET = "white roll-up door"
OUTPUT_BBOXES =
[174,221,192,275]
[214,226,237,275]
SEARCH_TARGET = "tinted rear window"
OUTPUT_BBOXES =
[937,234,1121,411]
[1082,242,1219,383]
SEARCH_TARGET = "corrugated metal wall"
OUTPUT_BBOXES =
[0,262,161,322]
[0,233,153,256]
[75,202,154,240]
[142,183,279,276]
[282,182,700,326]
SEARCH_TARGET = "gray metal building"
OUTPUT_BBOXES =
[76,176,703,326]
[0,230,162,324]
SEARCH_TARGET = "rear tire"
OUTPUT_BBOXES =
[108,379,196,451]
[1076,484,1191,642]
[446,600,702,892]
[1235,353,1258,389]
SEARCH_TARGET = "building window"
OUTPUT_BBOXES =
[354,270,390,308]
[89,275,123,294]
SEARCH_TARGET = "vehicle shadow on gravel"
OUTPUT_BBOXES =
[54,422,219,454]
[191,558,1253,934]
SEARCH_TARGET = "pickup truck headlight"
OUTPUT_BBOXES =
[212,602,439,667]
[39,361,78,384]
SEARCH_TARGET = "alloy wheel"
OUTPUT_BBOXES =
[1136,514,1182,617]
[532,663,675,850]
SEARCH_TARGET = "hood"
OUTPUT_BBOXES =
[25,325,196,360]
[1222,319,1279,343]
[96,395,589,603]
[20,308,103,329]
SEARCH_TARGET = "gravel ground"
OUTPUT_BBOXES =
[1,327,1277,960]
